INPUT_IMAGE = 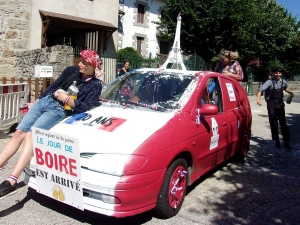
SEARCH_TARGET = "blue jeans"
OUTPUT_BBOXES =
[17,95,67,132]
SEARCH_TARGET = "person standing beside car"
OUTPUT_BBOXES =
[215,50,244,81]
[0,50,102,197]
[256,67,294,151]
[119,60,130,77]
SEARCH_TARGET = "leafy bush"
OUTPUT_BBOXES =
[116,47,139,57]
[116,47,144,69]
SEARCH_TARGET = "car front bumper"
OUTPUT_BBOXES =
[23,165,165,218]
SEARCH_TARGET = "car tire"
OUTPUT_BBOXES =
[154,158,188,218]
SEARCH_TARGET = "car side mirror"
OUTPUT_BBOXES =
[193,104,218,124]
[200,104,218,115]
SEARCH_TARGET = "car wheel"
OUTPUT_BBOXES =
[154,158,188,218]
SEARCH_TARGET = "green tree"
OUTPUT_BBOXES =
[158,0,299,78]
[280,21,300,76]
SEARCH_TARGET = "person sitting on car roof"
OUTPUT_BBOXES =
[215,50,244,81]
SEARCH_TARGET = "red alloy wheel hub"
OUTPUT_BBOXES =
[168,166,186,209]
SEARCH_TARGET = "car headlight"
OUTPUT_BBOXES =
[84,154,147,176]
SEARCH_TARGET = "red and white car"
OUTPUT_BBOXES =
[24,68,252,218]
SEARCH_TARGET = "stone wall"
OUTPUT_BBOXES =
[241,81,300,96]
[0,0,31,78]
[13,45,74,101]
[15,45,74,79]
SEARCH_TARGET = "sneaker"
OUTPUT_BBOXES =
[0,180,17,197]
[275,140,281,149]
[284,142,292,151]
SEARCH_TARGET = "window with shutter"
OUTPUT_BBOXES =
[137,4,145,24]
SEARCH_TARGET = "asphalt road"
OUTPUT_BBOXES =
[0,93,299,225]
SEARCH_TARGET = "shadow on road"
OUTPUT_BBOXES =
[191,112,300,225]
[0,182,28,218]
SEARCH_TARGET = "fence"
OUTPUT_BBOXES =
[0,82,29,128]
[0,77,54,103]
[113,52,208,72]
[0,77,55,128]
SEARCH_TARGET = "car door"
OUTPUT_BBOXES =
[232,81,252,156]
[219,77,241,157]
[191,76,228,174]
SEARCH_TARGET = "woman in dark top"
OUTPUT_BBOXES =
[119,60,130,77]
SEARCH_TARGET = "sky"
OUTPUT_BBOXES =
[277,0,300,21]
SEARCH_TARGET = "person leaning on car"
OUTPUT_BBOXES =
[0,50,102,198]
[256,67,294,151]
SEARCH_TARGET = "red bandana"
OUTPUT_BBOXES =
[80,50,100,68]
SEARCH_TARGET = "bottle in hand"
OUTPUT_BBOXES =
[64,81,79,110]
[286,93,293,104]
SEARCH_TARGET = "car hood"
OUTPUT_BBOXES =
[50,105,176,155]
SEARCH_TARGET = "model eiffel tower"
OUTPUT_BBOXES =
[161,14,187,71]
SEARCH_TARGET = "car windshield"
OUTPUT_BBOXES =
[100,70,196,111]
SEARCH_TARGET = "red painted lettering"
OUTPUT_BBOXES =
[35,148,44,165]
[34,148,77,177]
[45,151,53,168]
[69,159,77,177]
[54,153,58,170]
[59,155,69,174]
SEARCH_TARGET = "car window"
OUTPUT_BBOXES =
[219,77,238,111]
[198,77,223,112]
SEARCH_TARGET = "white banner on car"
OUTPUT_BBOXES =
[32,128,83,210]
[210,117,219,150]
[225,83,236,101]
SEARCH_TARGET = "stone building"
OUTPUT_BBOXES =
[0,0,118,80]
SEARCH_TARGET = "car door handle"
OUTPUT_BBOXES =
[222,122,227,126]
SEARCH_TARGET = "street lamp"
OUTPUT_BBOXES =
[247,59,260,96]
